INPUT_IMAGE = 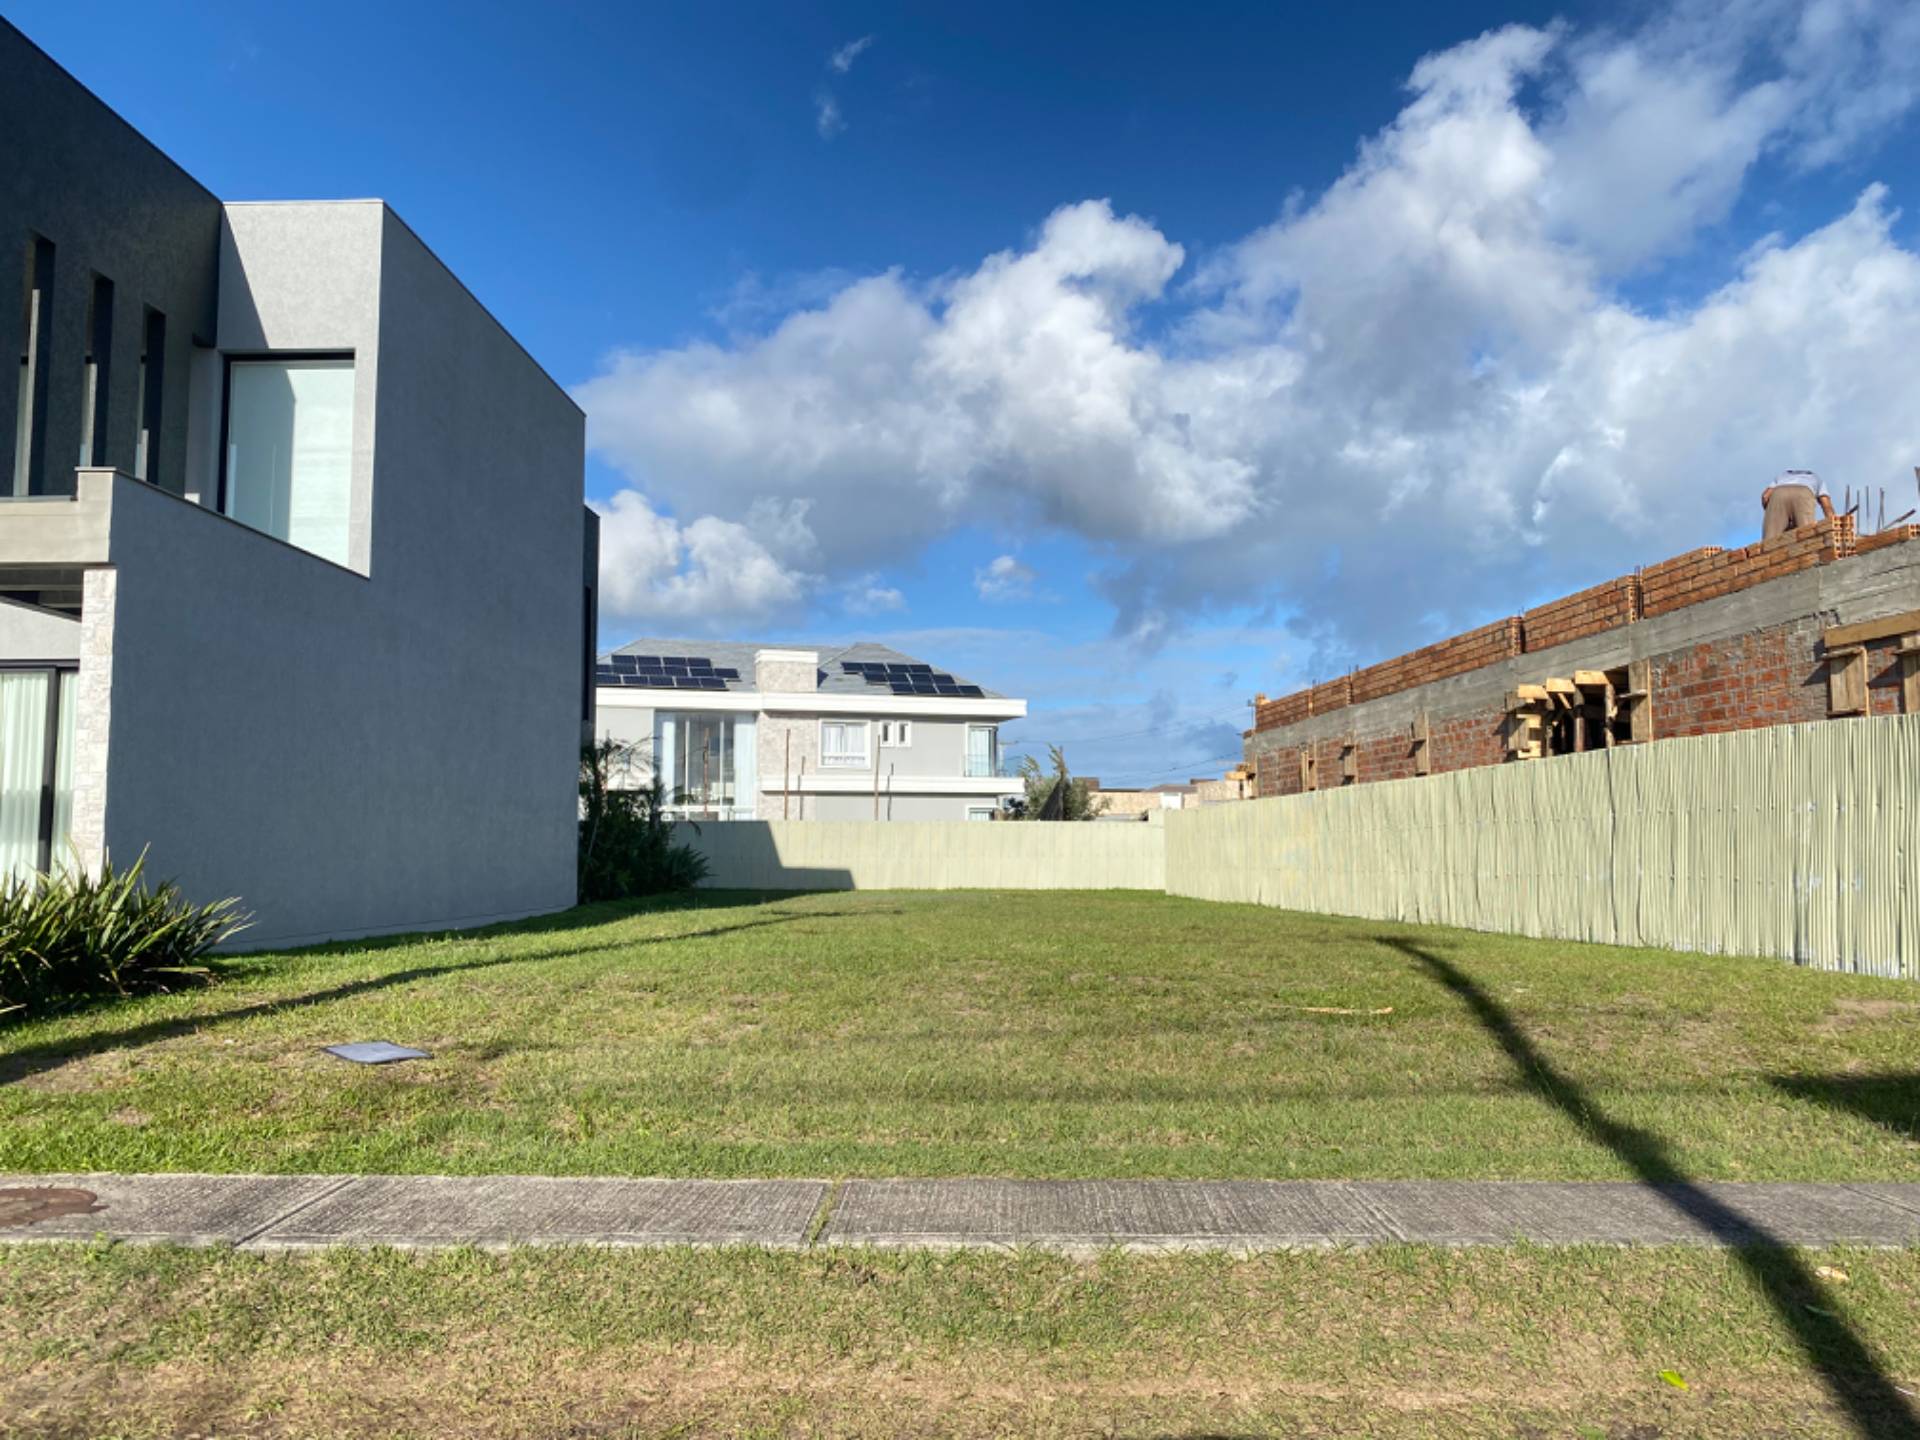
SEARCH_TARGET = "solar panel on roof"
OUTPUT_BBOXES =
[929,673,954,684]
[630,655,659,665]
[686,657,711,666]
[907,664,933,674]
[715,668,739,679]
[673,675,703,687]
[647,675,676,688]
[699,677,725,689]
[959,685,984,697]
[611,656,638,670]
[936,683,962,694]
[890,682,916,694]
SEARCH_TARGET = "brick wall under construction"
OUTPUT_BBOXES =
[1246,518,1920,797]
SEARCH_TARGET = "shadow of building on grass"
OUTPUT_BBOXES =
[1381,935,1920,1440]
[0,906,865,1089]
[1771,1072,1920,1146]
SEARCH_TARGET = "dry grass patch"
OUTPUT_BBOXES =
[5,1242,1919,1438]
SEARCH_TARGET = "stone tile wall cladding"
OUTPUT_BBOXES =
[1248,516,1920,798]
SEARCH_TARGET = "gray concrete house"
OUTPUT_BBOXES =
[0,22,597,946]
[594,640,1026,821]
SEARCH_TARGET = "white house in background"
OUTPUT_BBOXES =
[0,23,595,944]
[594,639,1026,821]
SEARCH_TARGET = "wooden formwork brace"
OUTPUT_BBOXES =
[1620,658,1653,743]
[1340,733,1358,784]
[1827,644,1869,716]
[1505,684,1547,761]
[1411,710,1431,776]
[1574,669,1618,750]
[1901,635,1920,714]
[1299,748,1317,793]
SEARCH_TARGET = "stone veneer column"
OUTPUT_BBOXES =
[68,567,116,872]
[753,649,819,821]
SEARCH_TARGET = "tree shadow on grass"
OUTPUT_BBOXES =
[0,907,862,1089]
[1770,1073,1920,1146]
[1380,936,1920,1439]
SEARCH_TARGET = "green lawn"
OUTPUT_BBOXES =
[3,889,1917,1180]
[5,1241,1919,1437]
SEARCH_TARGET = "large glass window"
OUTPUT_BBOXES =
[965,724,999,778]
[224,357,355,566]
[656,711,756,819]
[0,666,74,885]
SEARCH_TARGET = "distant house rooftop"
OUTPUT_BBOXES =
[596,637,1005,700]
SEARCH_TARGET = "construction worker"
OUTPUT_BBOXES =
[1760,470,1835,539]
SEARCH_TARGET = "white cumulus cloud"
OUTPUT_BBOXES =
[592,491,814,626]
[975,555,1037,602]
[842,574,906,614]
[578,0,1920,663]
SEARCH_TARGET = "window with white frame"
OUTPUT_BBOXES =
[966,805,996,822]
[820,719,870,768]
[878,720,911,747]
[964,724,998,778]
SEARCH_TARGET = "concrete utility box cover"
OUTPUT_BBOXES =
[324,1041,430,1065]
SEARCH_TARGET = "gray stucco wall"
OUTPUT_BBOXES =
[95,203,584,947]
[1,20,220,498]
[0,596,80,661]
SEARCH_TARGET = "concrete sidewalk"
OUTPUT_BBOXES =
[7,1173,1920,1254]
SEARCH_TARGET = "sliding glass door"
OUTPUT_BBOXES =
[654,712,757,819]
[0,666,75,884]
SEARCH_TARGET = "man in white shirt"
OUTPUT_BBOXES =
[1760,470,1836,539]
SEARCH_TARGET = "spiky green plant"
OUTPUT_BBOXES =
[578,740,711,903]
[0,852,250,1020]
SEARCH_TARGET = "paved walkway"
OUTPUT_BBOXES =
[6,1173,1920,1253]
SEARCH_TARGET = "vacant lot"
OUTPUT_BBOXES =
[3,889,1916,1180]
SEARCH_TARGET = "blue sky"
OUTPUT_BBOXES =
[13,1,1920,783]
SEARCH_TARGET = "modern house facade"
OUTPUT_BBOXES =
[594,639,1026,821]
[1,22,595,946]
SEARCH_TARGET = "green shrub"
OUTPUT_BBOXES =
[0,853,251,1020]
[578,740,712,903]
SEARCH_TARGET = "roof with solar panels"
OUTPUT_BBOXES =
[594,639,1004,699]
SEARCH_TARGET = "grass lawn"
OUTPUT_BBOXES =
[6,1240,1920,1438]
[2,889,1917,1180]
